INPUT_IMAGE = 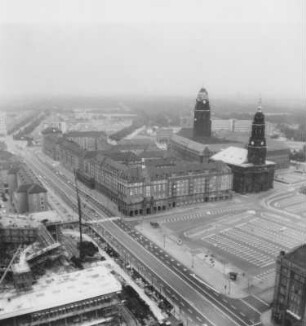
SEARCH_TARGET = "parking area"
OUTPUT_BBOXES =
[155,203,306,281]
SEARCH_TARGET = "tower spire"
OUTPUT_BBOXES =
[257,96,262,112]
[247,102,267,165]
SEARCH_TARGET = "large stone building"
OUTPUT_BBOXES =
[81,153,232,217]
[211,106,275,193]
[8,164,48,214]
[42,130,233,216]
[272,245,306,326]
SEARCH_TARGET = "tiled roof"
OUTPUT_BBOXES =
[28,184,47,194]
[146,161,230,178]
[138,150,165,159]
[65,130,106,138]
[60,139,83,154]
[100,151,141,163]
[171,134,207,153]
[16,184,32,193]
[0,150,14,161]
[118,138,155,146]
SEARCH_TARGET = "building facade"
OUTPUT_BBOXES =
[169,134,212,163]
[65,130,109,151]
[8,164,48,214]
[272,245,306,326]
[0,266,122,326]
[81,154,232,217]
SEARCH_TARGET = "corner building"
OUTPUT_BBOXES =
[272,245,306,326]
[82,155,233,217]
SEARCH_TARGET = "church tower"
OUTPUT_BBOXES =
[193,88,211,139]
[247,102,267,165]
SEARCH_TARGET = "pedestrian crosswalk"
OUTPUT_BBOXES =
[160,206,247,225]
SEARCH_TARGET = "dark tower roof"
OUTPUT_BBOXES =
[253,105,265,124]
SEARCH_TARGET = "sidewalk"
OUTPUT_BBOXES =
[137,222,256,299]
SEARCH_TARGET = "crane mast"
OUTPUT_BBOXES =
[74,170,83,259]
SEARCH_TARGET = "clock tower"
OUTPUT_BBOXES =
[247,103,267,165]
[193,88,211,139]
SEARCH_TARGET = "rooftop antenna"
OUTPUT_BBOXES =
[74,170,83,259]
[258,95,263,111]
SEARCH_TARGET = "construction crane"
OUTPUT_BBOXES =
[74,170,98,261]
[74,170,83,259]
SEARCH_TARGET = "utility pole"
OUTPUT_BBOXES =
[74,169,83,259]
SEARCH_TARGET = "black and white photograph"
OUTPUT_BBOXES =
[0,1,305,325]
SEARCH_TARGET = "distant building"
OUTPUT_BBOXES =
[181,115,275,135]
[42,120,67,133]
[65,130,109,151]
[8,164,48,214]
[169,134,212,163]
[272,245,306,326]
[116,138,159,154]
[156,128,174,143]
[0,112,7,136]
[57,138,85,172]
[0,150,17,194]
[41,127,63,160]
[211,106,275,193]
[174,118,289,170]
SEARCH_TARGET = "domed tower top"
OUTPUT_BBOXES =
[196,88,209,103]
[253,101,265,124]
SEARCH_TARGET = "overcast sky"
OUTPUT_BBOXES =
[0,0,305,100]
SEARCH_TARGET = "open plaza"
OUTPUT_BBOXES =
[134,169,306,303]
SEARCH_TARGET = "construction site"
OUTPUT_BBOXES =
[0,211,123,326]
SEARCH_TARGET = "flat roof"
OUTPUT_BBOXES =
[0,211,62,229]
[211,146,248,165]
[28,210,63,224]
[211,146,276,168]
[0,215,40,229]
[0,265,122,321]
